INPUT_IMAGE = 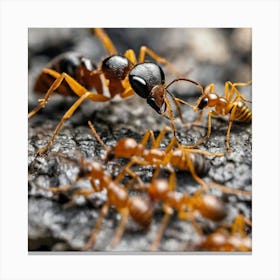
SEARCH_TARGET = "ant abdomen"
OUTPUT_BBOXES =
[128,197,153,227]
[193,194,227,221]
[34,52,100,95]
[230,101,252,122]
[189,153,210,177]
[107,182,129,210]
[170,150,210,177]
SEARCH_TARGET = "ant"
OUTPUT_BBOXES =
[88,120,224,190]
[133,170,228,251]
[28,28,193,155]
[180,79,252,154]
[40,154,154,250]
[198,214,252,251]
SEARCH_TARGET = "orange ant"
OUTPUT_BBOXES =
[28,28,193,155]
[88,120,224,190]
[42,155,153,250]
[179,79,252,154]
[76,161,154,250]
[198,214,252,251]
[132,169,228,251]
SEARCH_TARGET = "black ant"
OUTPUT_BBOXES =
[180,79,252,154]
[88,120,224,190]
[28,28,193,155]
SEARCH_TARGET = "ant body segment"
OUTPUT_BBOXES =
[181,79,252,154]
[29,28,192,155]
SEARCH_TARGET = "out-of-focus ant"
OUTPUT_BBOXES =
[76,160,153,250]
[39,154,153,250]
[28,28,193,155]
[88,120,223,190]
[180,79,252,154]
[137,172,228,251]
[198,214,252,251]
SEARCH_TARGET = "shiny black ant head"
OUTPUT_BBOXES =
[102,55,132,80]
[129,62,165,113]
[197,97,209,110]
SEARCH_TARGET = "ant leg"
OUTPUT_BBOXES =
[208,182,251,196]
[204,83,215,94]
[124,49,137,64]
[37,91,107,155]
[164,96,177,136]
[29,69,66,118]
[168,168,176,191]
[231,214,251,237]
[28,69,110,118]
[225,105,239,155]
[178,211,203,236]
[114,157,150,184]
[119,77,135,99]
[164,136,178,153]
[186,111,216,149]
[225,81,252,102]
[113,166,144,190]
[119,86,134,99]
[183,111,205,129]
[150,205,173,252]
[83,201,110,250]
[185,154,209,189]
[93,28,117,55]
[139,129,156,148]
[139,125,172,150]
[88,120,108,150]
[179,147,224,157]
[110,209,129,249]
[118,50,138,99]
[154,126,173,148]
[138,46,182,77]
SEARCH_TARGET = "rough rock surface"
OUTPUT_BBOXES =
[28,28,252,252]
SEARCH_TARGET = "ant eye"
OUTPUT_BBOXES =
[198,97,209,109]
[129,76,149,98]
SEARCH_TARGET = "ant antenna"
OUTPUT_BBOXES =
[165,78,204,109]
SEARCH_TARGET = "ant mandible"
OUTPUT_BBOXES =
[28,28,192,155]
[181,79,252,154]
